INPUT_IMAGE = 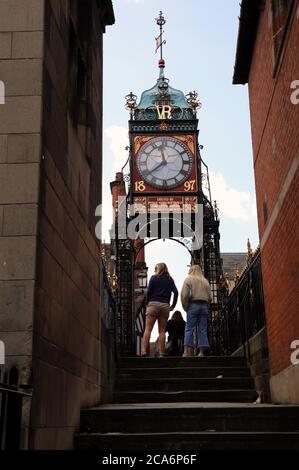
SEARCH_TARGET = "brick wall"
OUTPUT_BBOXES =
[247,0,299,376]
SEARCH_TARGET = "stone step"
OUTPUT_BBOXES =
[76,431,299,450]
[113,389,258,403]
[115,377,255,391]
[80,403,299,434]
[117,356,247,368]
[117,366,251,379]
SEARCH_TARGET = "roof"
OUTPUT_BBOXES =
[134,66,195,121]
[233,0,264,85]
[138,69,189,109]
[221,253,247,279]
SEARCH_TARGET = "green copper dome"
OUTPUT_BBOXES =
[134,67,195,121]
[138,69,189,109]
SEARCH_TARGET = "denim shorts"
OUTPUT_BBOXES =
[146,301,170,318]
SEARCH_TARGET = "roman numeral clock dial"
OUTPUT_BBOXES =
[136,137,193,190]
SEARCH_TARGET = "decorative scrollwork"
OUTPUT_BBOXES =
[125,91,137,117]
[123,174,130,183]
[177,237,194,251]
[213,200,219,220]
[185,90,202,116]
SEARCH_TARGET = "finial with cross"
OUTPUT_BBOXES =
[155,11,166,68]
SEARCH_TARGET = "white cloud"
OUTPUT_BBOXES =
[209,171,256,221]
[105,125,129,176]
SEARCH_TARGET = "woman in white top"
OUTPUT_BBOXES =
[181,264,212,357]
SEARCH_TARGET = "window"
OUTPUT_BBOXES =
[272,0,293,68]
[68,1,91,129]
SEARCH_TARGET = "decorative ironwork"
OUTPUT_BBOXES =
[125,91,137,118]
[102,260,117,328]
[121,146,131,174]
[193,145,227,333]
[247,238,254,265]
[177,237,195,253]
[138,237,193,259]
[160,121,169,131]
[135,298,146,356]
[213,200,219,220]
[123,174,130,183]
[156,10,166,27]
[115,238,134,356]
[156,76,170,99]
[155,11,166,62]
[209,249,265,361]
[0,366,32,450]
[221,272,230,295]
[130,121,198,131]
[234,268,240,285]
[185,90,202,116]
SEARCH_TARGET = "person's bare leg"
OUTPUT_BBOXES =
[157,315,168,356]
[142,315,156,356]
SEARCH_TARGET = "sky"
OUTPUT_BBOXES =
[102,0,259,337]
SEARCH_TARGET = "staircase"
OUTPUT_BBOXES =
[76,356,299,450]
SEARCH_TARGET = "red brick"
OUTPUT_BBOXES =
[246,0,299,375]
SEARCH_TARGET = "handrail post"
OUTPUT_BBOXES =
[5,389,22,449]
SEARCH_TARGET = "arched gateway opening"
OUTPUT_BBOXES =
[105,168,227,357]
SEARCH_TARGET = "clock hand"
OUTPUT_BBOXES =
[151,160,165,173]
[161,147,167,164]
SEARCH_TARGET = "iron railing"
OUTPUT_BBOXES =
[0,367,32,450]
[209,249,265,361]
[102,260,118,358]
[135,298,146,356]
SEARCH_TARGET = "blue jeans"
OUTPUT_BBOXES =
[184,302,210,349]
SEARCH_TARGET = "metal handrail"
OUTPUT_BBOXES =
[210,251,265,360]
[101,258,119,363]
[0,380,32,450]
[135,297,146,356]
[0,384,32,397]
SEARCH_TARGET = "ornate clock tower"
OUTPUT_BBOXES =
[116,12,225,354]
[128,13,201,246]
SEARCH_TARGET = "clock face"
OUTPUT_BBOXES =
[136,136,193,189]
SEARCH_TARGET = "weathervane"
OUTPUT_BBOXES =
[155,11,166,67]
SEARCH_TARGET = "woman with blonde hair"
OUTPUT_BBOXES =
[181,264,212,357]
[142,263,178,357]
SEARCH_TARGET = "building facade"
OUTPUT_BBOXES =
[0,0,114,448]
[233,0,299,403]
